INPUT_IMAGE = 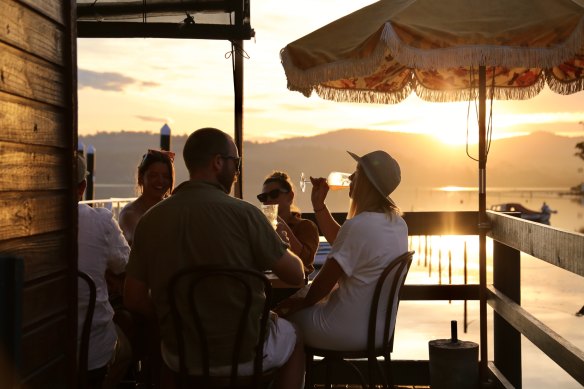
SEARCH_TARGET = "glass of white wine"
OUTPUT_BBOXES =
[299,172,352,193]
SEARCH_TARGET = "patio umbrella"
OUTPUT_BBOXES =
[280,0,584,380]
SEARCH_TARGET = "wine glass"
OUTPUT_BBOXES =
[299,172,352,192]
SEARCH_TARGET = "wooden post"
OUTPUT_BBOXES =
[78,141,85,156]
[160,123,171,151]
[493,241,522,388]
[86,145,95,201]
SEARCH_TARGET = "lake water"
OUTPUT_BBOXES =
[94,184,584,387]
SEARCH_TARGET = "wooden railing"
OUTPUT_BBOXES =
[487,211,584,388]
[303,210,584,388]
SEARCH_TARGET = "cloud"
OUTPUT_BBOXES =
[135,115,168,123]
[78,69,160,91]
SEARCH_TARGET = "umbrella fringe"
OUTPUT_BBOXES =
[280,40,388,90]
[546,72,584,95]
[381,18,584,69]
[414,76,546,102]
[315,84,412,104]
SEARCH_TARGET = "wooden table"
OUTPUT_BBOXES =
[265,272,306,289]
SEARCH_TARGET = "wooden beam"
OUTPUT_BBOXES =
[77,0,238,17]
[77,21,255,40]
[304,211,479,236]
[488,285,584,385]
[488,211,584,277]
[401,284,479,300]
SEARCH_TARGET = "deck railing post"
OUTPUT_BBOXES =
[493,240,522,388]
[160,123,171,151]
[86,145,95,201]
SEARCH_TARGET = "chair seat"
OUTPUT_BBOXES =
[304,251,414,389]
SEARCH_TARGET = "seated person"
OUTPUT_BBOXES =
[77,155,132,388]
[124,128,305,389]
[258,171,319,277]
[119,149,175,246]
[276,150,408,351]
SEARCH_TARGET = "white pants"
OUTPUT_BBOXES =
[162,316,297,375]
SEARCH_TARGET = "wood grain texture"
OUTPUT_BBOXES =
[0,232,69,282]
[0,43,65,106]
[22,274,68,328]
[15,0,65,25]
[488,211,584,277]
[0,91,67,147]
[0,142,69,191]
[19,315,67,379]
[488,286,584,385]
[0,1,63,65]
[0,192,69,241]
[21,357,67,389]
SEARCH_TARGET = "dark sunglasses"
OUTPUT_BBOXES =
[257,188,289,203]
[220,154,241,171]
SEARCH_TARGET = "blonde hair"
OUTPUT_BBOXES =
[348,165,401,219]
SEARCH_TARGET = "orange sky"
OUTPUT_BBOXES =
[77,0,584,144]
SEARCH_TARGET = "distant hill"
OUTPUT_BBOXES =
[80,129,584,203]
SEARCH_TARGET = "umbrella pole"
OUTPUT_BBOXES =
[478,65,489,383]
[234,39,244,199]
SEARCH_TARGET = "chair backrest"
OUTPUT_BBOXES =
[77,270,97,389]
[168,266,273,388]
[367,251,414,355]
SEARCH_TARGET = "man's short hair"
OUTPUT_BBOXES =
[77,154,88,184]
[183,128,231,172]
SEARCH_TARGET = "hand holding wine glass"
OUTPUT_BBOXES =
[310,176,329,211]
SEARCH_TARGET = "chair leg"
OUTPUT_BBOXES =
[305,352,313,389]
[384,353,394,389]
[324,357,332,389]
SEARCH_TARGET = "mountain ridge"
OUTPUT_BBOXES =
[79,129,584,200]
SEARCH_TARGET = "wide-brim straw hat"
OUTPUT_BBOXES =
[347,150,401,199]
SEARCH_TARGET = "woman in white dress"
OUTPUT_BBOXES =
[276,150,408,350]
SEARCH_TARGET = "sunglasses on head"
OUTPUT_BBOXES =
[257,188,289,203]
[140,149,175,167]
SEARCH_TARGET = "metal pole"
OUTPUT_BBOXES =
[86,145,95,201]
[478,65,489,383]
[234,39,244,199]
[160,123,171,151]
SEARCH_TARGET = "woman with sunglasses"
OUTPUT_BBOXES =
[258,171,319,276]
[119,149,175,246]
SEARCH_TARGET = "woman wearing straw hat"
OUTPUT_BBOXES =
[275,150,408,350]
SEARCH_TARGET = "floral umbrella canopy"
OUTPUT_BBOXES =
[281,0,584,379]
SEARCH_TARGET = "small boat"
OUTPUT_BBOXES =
[490,202,556,225]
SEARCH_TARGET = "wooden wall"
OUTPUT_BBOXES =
[0,0,77,387]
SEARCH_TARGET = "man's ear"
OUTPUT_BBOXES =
[78,180,87,200]
[211,154,223,172]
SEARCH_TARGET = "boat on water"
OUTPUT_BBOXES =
[490,202,556,225]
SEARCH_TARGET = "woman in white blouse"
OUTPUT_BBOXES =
[276,150,408,350]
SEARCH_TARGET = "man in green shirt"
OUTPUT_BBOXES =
[124,128,305,389]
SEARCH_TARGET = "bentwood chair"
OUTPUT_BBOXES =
[168,266,275,389]
[305,251,414,389]
[77,270,98,389]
